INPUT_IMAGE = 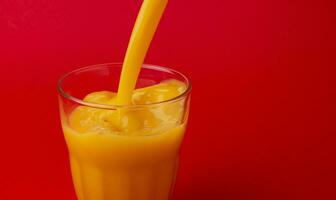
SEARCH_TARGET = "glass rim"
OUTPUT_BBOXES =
[57,63,192,110]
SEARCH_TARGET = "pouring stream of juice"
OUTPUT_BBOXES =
[117,0,168,105]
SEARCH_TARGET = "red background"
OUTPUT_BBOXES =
[0,0,335,199]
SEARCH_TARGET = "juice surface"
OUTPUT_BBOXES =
[61,80,188,200]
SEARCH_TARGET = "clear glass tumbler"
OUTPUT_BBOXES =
[57,63,191,200]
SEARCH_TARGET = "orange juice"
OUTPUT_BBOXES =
[59,0,191,199]
[60,79,189,200]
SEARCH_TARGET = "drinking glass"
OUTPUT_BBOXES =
[57,63,191,200]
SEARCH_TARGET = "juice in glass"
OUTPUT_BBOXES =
[58,64,191,200]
